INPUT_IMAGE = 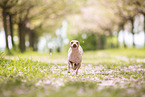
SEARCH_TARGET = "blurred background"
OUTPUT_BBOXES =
[0,0,144,54]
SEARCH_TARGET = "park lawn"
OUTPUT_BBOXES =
[0,48,145,97]
[5,48,145,64]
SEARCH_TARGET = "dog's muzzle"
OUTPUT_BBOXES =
[73,44,77,48]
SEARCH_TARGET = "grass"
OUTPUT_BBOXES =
[0,48,145,97]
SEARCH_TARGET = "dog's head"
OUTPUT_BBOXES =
[70,40,80,49]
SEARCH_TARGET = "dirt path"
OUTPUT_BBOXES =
[4,55,145,89]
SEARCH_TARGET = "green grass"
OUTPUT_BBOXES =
[0,48,145,97]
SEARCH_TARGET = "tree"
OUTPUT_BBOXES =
[25,0,81,51]
[0,0,18,52]
[104,0,139,47]
[133,0,145,47]
[0,0,17,52]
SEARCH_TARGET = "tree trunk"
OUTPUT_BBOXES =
[132,32,135,47]
[29,30,35,50]
[28,29,38,51]
[33,43,38,51]
[18,22,26,52]
[116,31,119,48]
[110,34,114,48]
[123,31,127,48]
[119,23,126,48]
[9,14,15,49]
[130,18,135,48]
[2,10,10,52]
[100,35,106,49]
[143,13,145,47]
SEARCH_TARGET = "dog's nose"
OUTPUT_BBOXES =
[73,44,77,47]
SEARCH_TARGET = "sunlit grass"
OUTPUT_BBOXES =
[5,48,145,65]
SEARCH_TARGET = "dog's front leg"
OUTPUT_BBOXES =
[67,61,70,73]
[76,63,81,75]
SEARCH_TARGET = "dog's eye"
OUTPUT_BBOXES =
[76,42,79,44]
[71,42,73,44]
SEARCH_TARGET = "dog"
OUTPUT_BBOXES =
[67,40,83,75]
